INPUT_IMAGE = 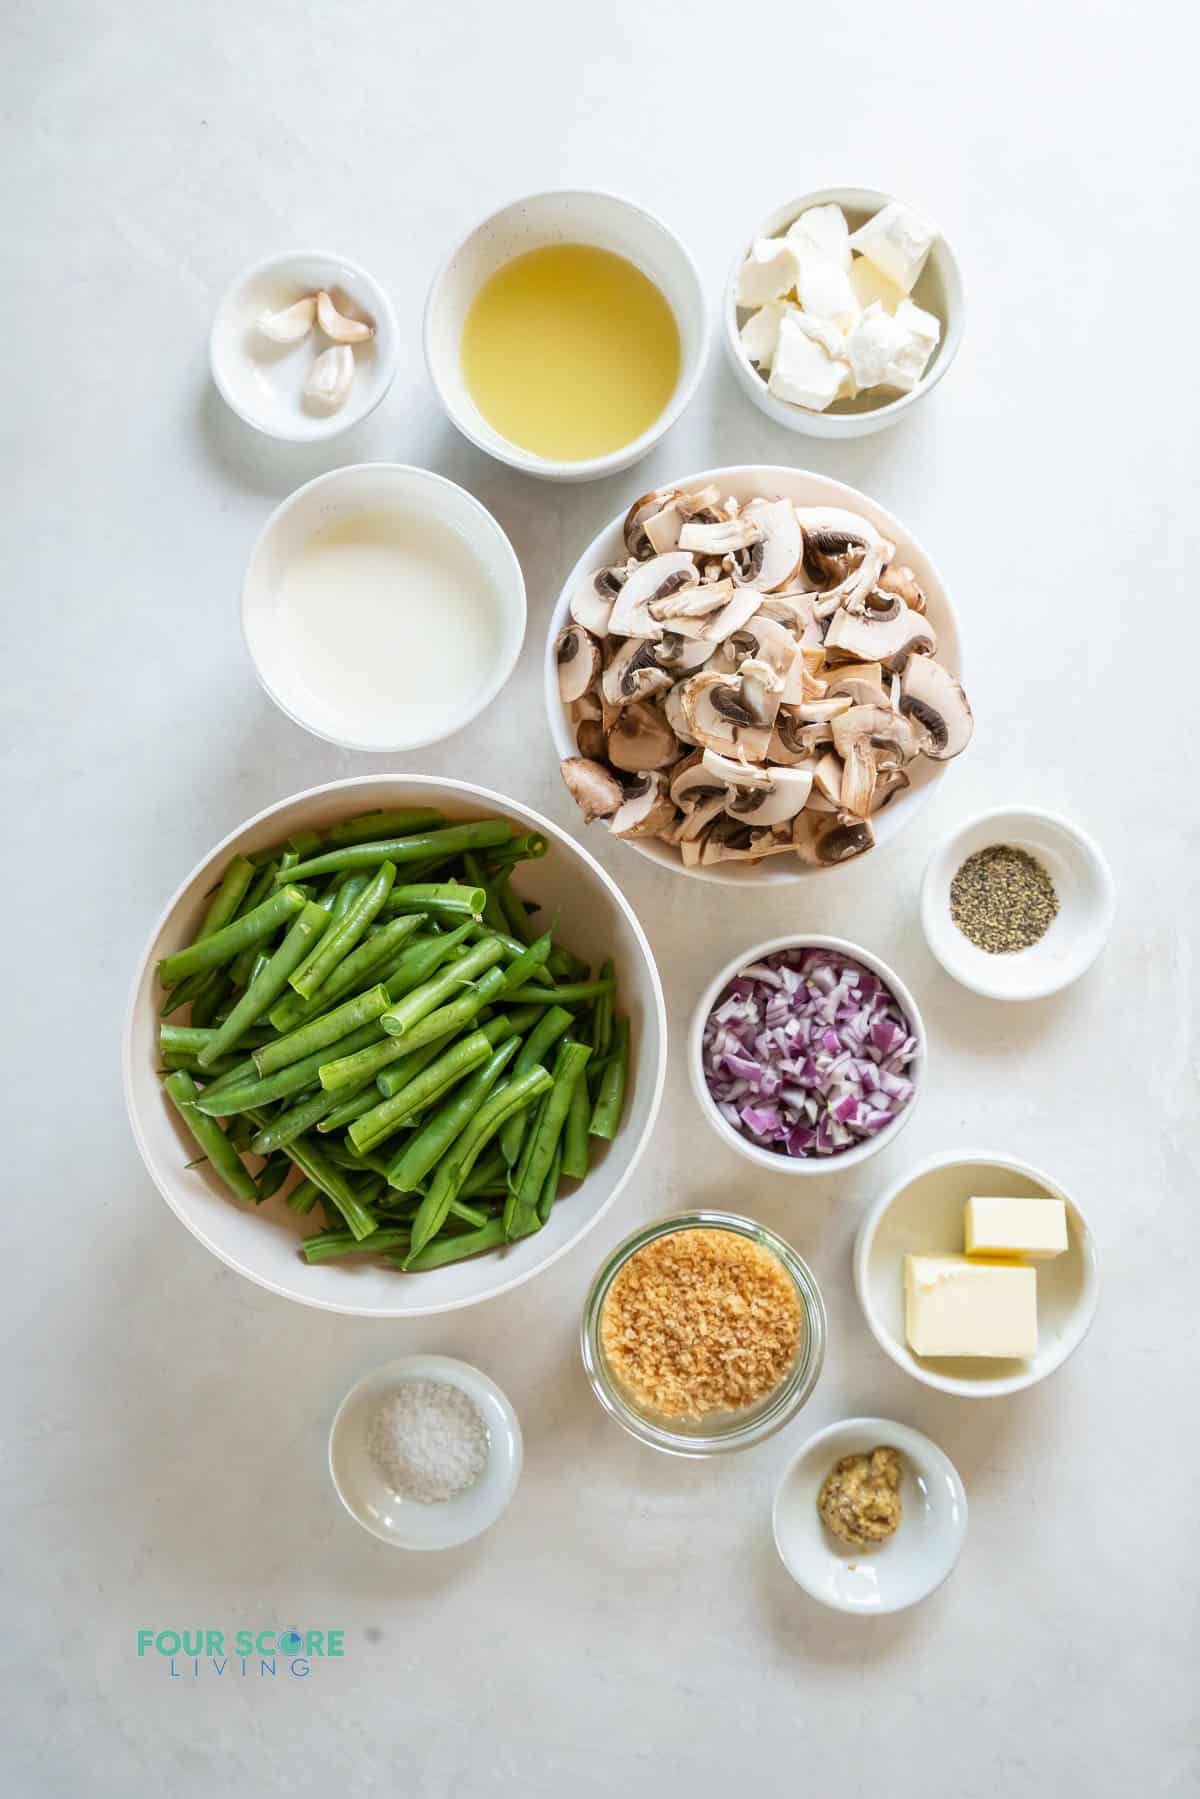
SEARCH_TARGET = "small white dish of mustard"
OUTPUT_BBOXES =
[773,1416,967,1615]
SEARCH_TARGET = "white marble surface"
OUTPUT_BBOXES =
[5,2,1196,1794]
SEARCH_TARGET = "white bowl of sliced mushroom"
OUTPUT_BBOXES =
[544,466,972,882]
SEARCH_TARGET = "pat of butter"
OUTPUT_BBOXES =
[904,1254,1038,1359]
[768,311,851,411]
[786,203,851,272]
[736,238,801,309]
[964,1196,1068,1260]
[848,254,904,314]
[848,202,938,295]
[739,300,789,372]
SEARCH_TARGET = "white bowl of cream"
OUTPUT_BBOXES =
[241,463,525,752]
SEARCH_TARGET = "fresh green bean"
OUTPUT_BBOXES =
[386,964,507,1056]
[266,913,427,1035]
[485,832,548,869]
[162,1071,257,1202]
[255,1153,291,1204]
[252,984,392,1076]
[161,1023,272,1056]
[495,870,537,945]
[505,1040,591,1240]
[405,1066,553,1260]
[386,1035,521,1194]
[537,1140,564,1225]
[548,947,591,983]
[376,921,475,1005]
[327,870,370,923]
[316,1088,382,1134]
[499,1004,573,1164]
[158,886,307,987]
[561,1069,591,1180]
[248,1079,367,1155]
[457,1146,508,1198]
[380,883,486,922]
[187,973,231,1028]
[285,1176,321,1215]
[504,979,613,1005]
[160,856,255,993]
[269,1132,377,1240]
[287,828,323,857]
[303,1227,412,1264]
[193,1018,385,1115]
[278,820,514,882]
[589,1016,628,1140]
[463,851,508,933]
[197,902,329,1067]
[289,861,396,999]
[159,1048,247,1078]
[591,959,614,1059]
[394,1215,509,1271]
[229,941,270,991]
[321,808,445,847]
[373,1032,456,1100]
[318,1028,426,1092]
[349,1029,496,1153]
[465,921,527,959]
[379,937,505,1037]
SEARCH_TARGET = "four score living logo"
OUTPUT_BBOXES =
[137,1627,345,1679]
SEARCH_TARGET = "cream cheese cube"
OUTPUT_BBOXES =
[768,311,851,411]
[964,1196,1068,1260]
[795,254,859,330]
[738,300,790,372]
[848,254,905,314]
[786,203,851,272]
[845,302,909,390]
[848,202,938,294]
[904,1254,1038,1359]
[735,237,801,309]
[882,298,941,392]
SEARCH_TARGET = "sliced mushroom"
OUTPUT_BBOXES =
[643,504,683,555]
[899,656,973,759]
[770,709,835,763]
[608,771,676,839]
[871,766,911,811]
[823,599,936,671]
[555,625,601,704]
[878,563,927,612]
[652,631,715,674]
[675,484,723,519]
[570,564,629,638]
[692,814,798,865]
[792,809,876,867]
[730,499,804,592]
[560,757,623,823]
[701,749,814,826]
[794,507,884,586]
[821,660,887,707]
[608,551,699,638]
[812,751,845,805]
[832,703,924,818]
[649,578,733,624]
[680,669,774,759]
[795,693,853,724]
[576,717,606,760]
[678,515,761,556]
[623,490,679,560]
[663,680,699,747]
[602,638,673,708]
[656,582,763,645]
[607,701,679,772]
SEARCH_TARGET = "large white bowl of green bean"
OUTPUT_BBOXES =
[123,775,667,1317]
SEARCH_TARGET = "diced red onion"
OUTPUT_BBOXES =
[701,947,919,1160]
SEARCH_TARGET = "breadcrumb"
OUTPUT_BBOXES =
[600,1227,804,1419]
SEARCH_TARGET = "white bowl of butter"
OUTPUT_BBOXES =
[241,463,526,753]
[854,1150,1100,1398]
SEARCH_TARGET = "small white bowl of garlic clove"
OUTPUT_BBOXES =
[722,186,965,438]
[210,249,398,442]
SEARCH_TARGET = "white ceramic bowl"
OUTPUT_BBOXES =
[723,186,965,440]
[241,463,526,753]
[123,775,667,1318]
[329,1355,522,1550]
[854,1150,1100,1397]
[688,935,925,1176]
[921,806,1115,1001]
[210,249,398,442]
[424,188,709,482]
[773,1417,967,1614]
[546,464,964,884]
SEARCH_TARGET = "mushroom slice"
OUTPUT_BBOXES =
[649,578,733,625]
[823,599,936,671]
[570,564,629,638]
[871,766,910,812]
[794,507,884,586]
[675,484,723,519]
[663,680,699,748]
[576,718,606,760]
[680,670,773,760]
[821,660,887,707]
[730,499,805,593]
[662,585,763,645]
[555,625,601,704]
[560,758,623,823]
[652,630,715,674]
[643,504,683,556]
[678,515,762,556]
[878,563,927,613]
[608,771,677,839]
[623,490,679,560]
[702,750,814,826]
[770,709,833,764]
[792,809,876,867]
[758,592,820,636]
[899,657,973,759]
[812,751,845,805]
[697,816,798,865]
[832,703,923,818]
[607,701,679,772]
[795,694,853,723]
[670,749,725,809]
[608,551,699,638]
[602,638,673,708]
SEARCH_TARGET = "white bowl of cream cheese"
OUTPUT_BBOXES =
[241,463,526,752]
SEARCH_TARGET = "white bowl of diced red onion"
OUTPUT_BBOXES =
[688,936,925,1173]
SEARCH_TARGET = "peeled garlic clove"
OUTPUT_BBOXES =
[316,290,374,343]
[304,344,355,410]
[257,295,317,344]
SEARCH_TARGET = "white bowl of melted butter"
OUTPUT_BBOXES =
[242,464,526,752]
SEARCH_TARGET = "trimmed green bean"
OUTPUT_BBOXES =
[160,856,255,992]
[278,820,514,882]
[537,1140,564,1225]
[162,1071,257,1202]
[591,959,614,1059]
[194,1017,385,1115]
[159,1049,247,1078]
[270,1132,377,1240]
[373,1032,456,1100]
[289,861,396,999]
[349,1029,495,1153]
[321,808,445,847]
[197,902,329,1067]
[266,913,427,1035]
[255,1153,291,1204]
[247,1079,366,1155]
[252,984,392,1077]
[405,1066,553,1260]
[504,979,613,1005]
[380,883,486,922]
[386,964,507,1056]
[561,1069,591,1180]
[463,850,508,933]
[285,1176,321,1215]
[457,1146,508,1198]
[495,870,537,945]
[392,1215,509,1271]
[485,832,548,869]
[386,1035,521,1194]
[589,1016,628,1140]
[505,1039,591,1240]
[316,1088,382,1134]
[160,1024,272,1056]
[499,1004,573,1164]
[379,937,505,1038]
[158,886,307,987]
[303,1226,412,1264]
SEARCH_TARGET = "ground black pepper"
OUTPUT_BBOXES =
[949,844,1058,954]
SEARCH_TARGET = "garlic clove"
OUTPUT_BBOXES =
[315,290,374,343]
[257,295,317,344]
[304,344,355,410]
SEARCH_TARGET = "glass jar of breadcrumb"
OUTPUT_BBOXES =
[580,1211,826,1456]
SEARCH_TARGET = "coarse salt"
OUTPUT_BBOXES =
[366,1379,489,1504]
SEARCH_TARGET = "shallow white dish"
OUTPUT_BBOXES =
[723,186,965,439]
[241,463,526,753]
[545,463,964,885]
[424,188,709,482]
[773,1417,967,1614]
[854,1150,1100,1397]
[210,249,397,443]
[921,806,1115,1001]
[687,934,925,1175]
[329,1355,522,1550]
[123,775,667,1318]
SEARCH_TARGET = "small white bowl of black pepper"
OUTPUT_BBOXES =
[921,807,1115,1001]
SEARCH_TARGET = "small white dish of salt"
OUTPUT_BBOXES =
[329,1355,522,1550]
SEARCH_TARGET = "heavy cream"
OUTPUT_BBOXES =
[276,509,502,748]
